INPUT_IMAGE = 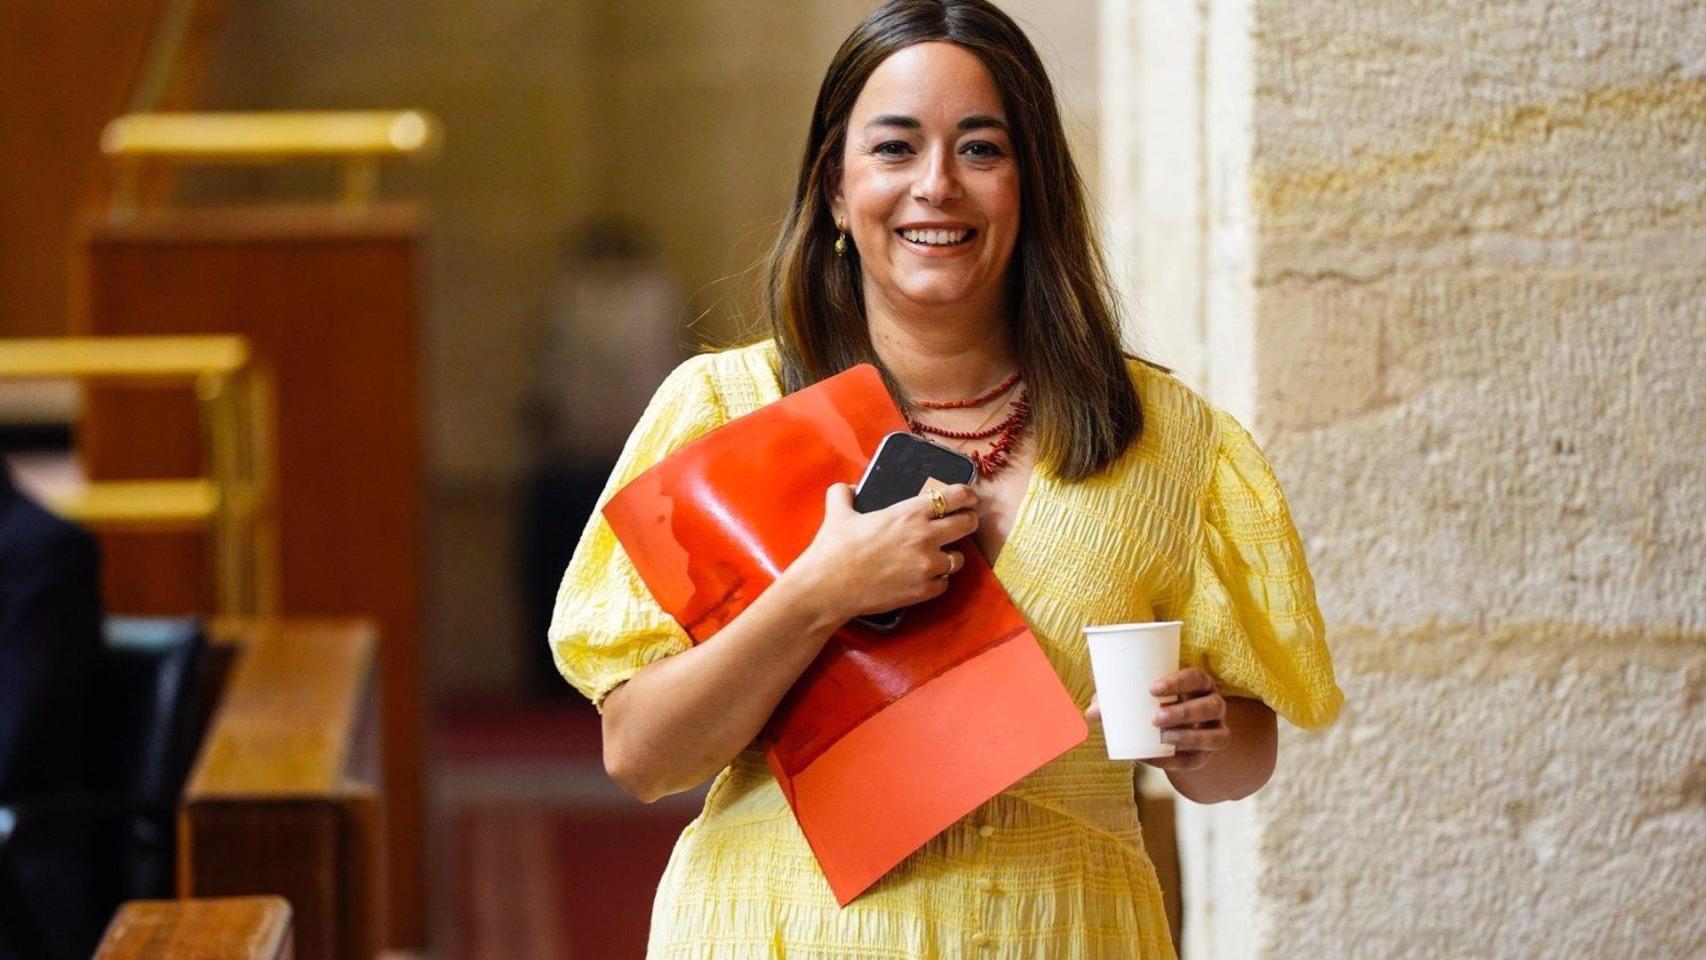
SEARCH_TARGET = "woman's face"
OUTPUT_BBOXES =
[832,42,1021,318]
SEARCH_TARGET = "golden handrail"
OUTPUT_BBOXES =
[101,111,441,159]
[51,479,220,532]
[100,110,443,209]
[0,335,276,615]
[0,335,249,381]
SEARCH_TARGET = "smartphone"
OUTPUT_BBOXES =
[850,431,978,631]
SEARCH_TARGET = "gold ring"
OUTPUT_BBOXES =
[927,487,949,520]
[935,552,959,580]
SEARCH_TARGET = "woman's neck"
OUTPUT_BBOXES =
[865,300,1018,403]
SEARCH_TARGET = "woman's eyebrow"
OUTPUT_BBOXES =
[862,114,1009,132]
[866,114,922,130]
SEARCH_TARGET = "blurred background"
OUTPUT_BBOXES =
[1,0,1701,958]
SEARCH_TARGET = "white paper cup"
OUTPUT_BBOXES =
[1084,621,1182,760]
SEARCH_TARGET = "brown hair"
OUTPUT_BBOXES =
[763,0,1142,481]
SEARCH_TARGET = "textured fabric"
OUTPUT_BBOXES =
[549,340,1343,959]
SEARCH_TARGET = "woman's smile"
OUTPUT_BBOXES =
[895,223,978,255]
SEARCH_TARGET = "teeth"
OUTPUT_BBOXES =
[901,228,969,245]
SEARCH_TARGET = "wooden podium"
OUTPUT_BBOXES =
[75,205,428,948]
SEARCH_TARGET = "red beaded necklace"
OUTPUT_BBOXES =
[906,370,1031,478]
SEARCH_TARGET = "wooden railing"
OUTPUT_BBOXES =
[176,619,385,960]
[101,110,443,210]
[0,335,276,615]
[94,897,294,960]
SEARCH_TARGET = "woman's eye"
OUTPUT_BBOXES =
[873,141,912,157]
[963,141,1005,159]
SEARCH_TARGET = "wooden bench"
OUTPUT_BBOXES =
[174,619,384,960]
[93,897,293,960]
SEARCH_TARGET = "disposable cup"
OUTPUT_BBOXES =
[1084,621,1182,760]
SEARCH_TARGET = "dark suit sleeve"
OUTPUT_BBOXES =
[0,507,103,796]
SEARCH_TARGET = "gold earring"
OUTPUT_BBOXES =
[834,220,849,257]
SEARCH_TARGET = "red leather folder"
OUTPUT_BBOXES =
[602,363,1087,904]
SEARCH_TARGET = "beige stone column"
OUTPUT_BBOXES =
[1103,0,1706,957]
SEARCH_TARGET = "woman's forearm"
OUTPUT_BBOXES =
[599,560,846,803]
[597,481,980,803]
[1165,696,1277,803]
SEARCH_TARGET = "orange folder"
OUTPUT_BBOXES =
[602,363,1087,904]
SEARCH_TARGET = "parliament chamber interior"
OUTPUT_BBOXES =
[3,3,1123,957]
[20,0,1694,957]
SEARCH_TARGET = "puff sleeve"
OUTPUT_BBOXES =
[1171,409,1343,730]
[547,353,726,710]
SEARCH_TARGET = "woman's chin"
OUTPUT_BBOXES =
[884,276,993,310]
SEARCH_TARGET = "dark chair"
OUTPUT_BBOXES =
[0,617,209,960]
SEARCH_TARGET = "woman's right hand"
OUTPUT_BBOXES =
[790,482,980,622]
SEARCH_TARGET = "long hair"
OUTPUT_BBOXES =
[764,0,1142,481]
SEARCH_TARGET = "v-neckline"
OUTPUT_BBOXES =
[986,460,1043,580]
[752,345,1042,579]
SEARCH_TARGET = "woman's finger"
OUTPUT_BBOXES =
[914,482,979,519]
[1085,696,1101,722]
[823,482,855,517]
[1161,726,1231,753]
[939,483,978,514]
[1149,666,1215,699]
[934,550,964,580]
[929,509,980,545]
[1154,693,1225,728]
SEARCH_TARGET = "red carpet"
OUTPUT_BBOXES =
[437,694,607,762]
[437,697,701,959]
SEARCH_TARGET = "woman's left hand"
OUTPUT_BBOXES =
[1085,667,1230,771]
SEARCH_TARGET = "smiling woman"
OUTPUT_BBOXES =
[769,1,1141,484]
[834,46,1022,335]
[548,1,1343,957]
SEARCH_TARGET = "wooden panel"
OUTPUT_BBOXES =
[103,530,212,613]
[182,804,342,960]
[0,0,166,335]
[80,209,426,949]
[95,897,294,960]
[338,789,386,960]
[0,0,226,336]
[181,619,384,960]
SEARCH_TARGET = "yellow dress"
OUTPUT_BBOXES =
[550,340,1343,959]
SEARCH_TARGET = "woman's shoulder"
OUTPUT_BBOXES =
[606,341,783,484]
[1117,358,1291,517]
[1121,356,1223,468]
[693,338,781,382]
[648,338,779,397]
[675,339,783,418]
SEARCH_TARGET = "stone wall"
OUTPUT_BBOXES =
[1104,0,1706,956]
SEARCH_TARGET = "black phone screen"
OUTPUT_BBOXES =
[850,432,977,630]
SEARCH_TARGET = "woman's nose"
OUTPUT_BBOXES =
[912,146,962,206]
